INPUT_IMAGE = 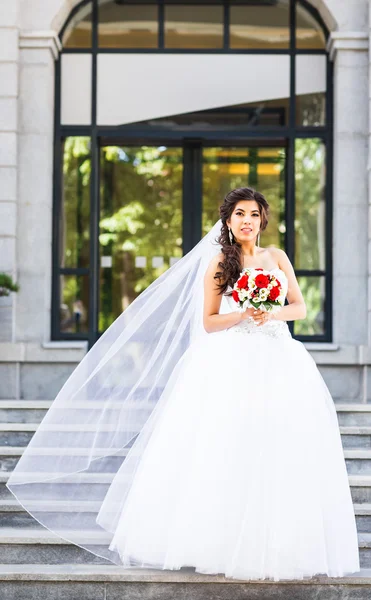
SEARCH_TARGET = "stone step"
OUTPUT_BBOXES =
[0,423,139,448]
[3,445,371,475]
[0,400,155,425]
[0,527,110,565]
[1,426,371,452]
[0,399,368,421]
[3,405,371,594]
[344,450,371,475]
[0,564,370,600]
[3,474,371,520]
[3,472,371,502]
[340,427,371,449]
[2,420,371,449]
[0,402,369,441]
[3,497,371,532]
[0,527,369,568]
[336,404,371,427]
[0,400,370,426]
[0,470,119,501]
[0,562,369,580]
[0,499,105,529]
[1,445,371,473]
[0,446,131,472]
[0,401,51,424]
[355,503,371,532]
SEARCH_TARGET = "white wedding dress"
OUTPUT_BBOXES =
[102,267,360,581]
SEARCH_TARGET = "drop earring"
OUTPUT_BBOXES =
[228,227,233,245]
[256,231,260,247]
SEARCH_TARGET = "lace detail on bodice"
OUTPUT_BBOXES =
[224,267,292,340]
[227,317,292,339]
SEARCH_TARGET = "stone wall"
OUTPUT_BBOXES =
[0,0,18,343]
[0,0,370,400]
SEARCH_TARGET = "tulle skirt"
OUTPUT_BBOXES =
[104,321,360,581]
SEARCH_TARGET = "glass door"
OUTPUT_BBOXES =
[97,141,287,336]
[99,145,183,332]
[202,145,286,249]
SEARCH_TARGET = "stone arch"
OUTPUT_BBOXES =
[310,0,337,32]
[51,0,85,35]
[48,0,338,42]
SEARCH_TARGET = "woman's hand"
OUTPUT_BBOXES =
[241,307,273,326]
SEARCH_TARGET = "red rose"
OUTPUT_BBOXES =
[255,274,269,288]
[232,290,240,303]
[269,286,280,301]
[255,268,263,271]
[237,274,248,288]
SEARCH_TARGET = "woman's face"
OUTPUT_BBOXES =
[226,200,261,243]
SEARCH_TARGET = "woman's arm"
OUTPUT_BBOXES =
[203,253,244,334]
[268,248,307,322]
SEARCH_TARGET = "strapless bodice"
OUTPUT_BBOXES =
[223,267,292,340]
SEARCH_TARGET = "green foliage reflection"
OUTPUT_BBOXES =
[62,137,91,269]
[99,146,183,330]
[295,138,325,271]
[202,146,286,250]
[294,276,324,336]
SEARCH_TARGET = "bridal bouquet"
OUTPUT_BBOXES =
[231,268,285,314]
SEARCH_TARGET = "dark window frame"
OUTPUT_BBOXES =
[52,0,332,346]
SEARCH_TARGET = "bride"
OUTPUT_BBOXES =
[6,187,360,582]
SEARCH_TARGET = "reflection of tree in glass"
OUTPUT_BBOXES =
[99,146,183,331]
[62,137,91,269]
[295,138,325,270]
[294,276,324,336]
[202,146,286,251]
[295,138,325,335]
[60,274,89,334]
[298,93,325,127]
[61,137,91,332]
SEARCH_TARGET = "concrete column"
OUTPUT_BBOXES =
[16,31,61,342]
[368,8,371,351]
[0,1,19,343]
[327,31,369,345]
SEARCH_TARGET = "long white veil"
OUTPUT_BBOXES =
[6,218,226,565]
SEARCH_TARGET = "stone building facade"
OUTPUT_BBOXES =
[0,0,370,402]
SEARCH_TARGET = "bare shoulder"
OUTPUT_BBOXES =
[204,251,225,284]
[268,246,291,269]
[267,247,306,307]
[206,251,225,272]
[268,247,295,278]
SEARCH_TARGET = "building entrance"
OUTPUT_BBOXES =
[95,140,286,338]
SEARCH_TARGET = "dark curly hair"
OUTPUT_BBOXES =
[214,187,270,295]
